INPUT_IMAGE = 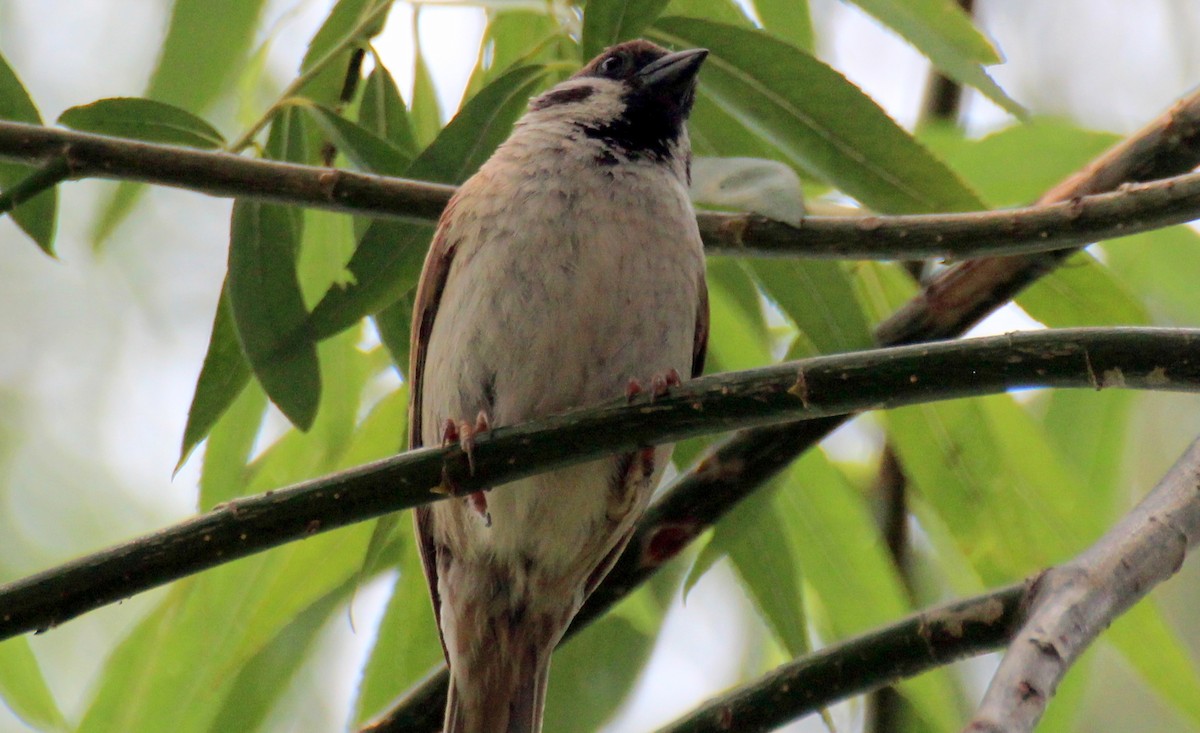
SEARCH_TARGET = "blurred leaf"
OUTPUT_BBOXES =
[303,103,411,175]
[354,528,442,724]
[303,0,389,71]
[197,370,267,509]
[146,0,268,111]
[307,65,548,343]
[79,525,373,733]
[780,451,962,730]
[1017,252,1149,328]
[0,637,68,732]
[581,0,672,59]
[1041,389,1132,505]
[923,118,1119,207]
[849,260,920,326]
[849,0,1023,115]
[698,483,809,656]
[410,11,443,147]
[704,258,772,372]
[1103,226,1200,324]
[544,615,654,732]
[93,0,267,244]
[465,10,569,97]
[888,395,1108,586]
[751,0,814,50]
[207,584,350,733]
[374,293,414,376]
[0,50,56,253]
[59,98,225,148]
[664,0,754,25]
[750,260,873,357]
[1108,601,1200,730]
[178,285,253,469]
[360,62,418,154]
[650,17,983,213]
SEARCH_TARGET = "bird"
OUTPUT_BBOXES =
[408,39,709,733]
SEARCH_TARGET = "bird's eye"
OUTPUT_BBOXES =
[598,53,629,78]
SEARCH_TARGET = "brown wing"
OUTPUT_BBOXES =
[408,195,463,658]
[691,274,709,379]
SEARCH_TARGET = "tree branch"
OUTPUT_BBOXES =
[657,583,1026,733]
[0,328,1197,644]
[3,120,1200,261]
[964,436,1200,733]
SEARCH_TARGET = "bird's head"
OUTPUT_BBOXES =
[523,40,708,167]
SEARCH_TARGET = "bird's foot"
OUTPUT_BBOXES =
[626,368,682,403]
[440,412,493,524]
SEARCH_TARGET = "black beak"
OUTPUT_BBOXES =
[636,48,708,100]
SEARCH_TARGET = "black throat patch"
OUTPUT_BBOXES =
[579,88,687,162]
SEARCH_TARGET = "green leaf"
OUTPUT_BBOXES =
[79,525,373,733]
[59,98,225,148]
[707,483,809,657]
[197,376,267,509]
[779,451,962,730]
[1108,601,1200,730]
[464,10,570,98]
[92,0,267,245]
[227,197,319,429]
[923,117,1120,207]
[544,615,655,732]
[146,0,268,111]
[750,260,873,357]
[0,51,56,253]
[410,11,443,147]
[750,0,814,50]
[303,0,389,73]
[303,103,411,175]
[650,17,983,213]
[704,258,772,373]
[178,284,253,470]
[360,63,418,155]
[1102,226,1200,324]
[581,0,672,59]
[1017,252,1149,328]
[353,528,443,724]
[306,65,548,344]
[849,0,1023,115]
[664,0,754,25]
[0,637,68,732]
[206,585,350,733]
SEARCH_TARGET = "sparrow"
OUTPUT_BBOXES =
[409,40,709,733]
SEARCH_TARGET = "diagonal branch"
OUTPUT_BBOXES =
[364,87,1200,732]
[3,119,1200,260]
[964,436,1200,733]
[658,584,1027,733]
[1,328,1198,644]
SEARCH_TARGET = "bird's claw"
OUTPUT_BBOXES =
[440,413,493,522]
[627,368,682,403]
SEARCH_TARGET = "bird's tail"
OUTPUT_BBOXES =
[443,646,552,733]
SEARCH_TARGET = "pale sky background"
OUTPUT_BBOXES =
[1,1,1200,731]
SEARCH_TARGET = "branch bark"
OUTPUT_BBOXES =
[964,436,1200,733]
[0,328,1197,643]
[3,120,1200,261]
[656,584,1026,733]
[365,87,1200,731]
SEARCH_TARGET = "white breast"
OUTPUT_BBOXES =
[420,120,704,578]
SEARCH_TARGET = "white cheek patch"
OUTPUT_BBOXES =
[524,79,627,129]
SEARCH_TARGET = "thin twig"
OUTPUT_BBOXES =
[3,120,1200,260]
[964,437,1200,733]
[0,328,1197,645]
